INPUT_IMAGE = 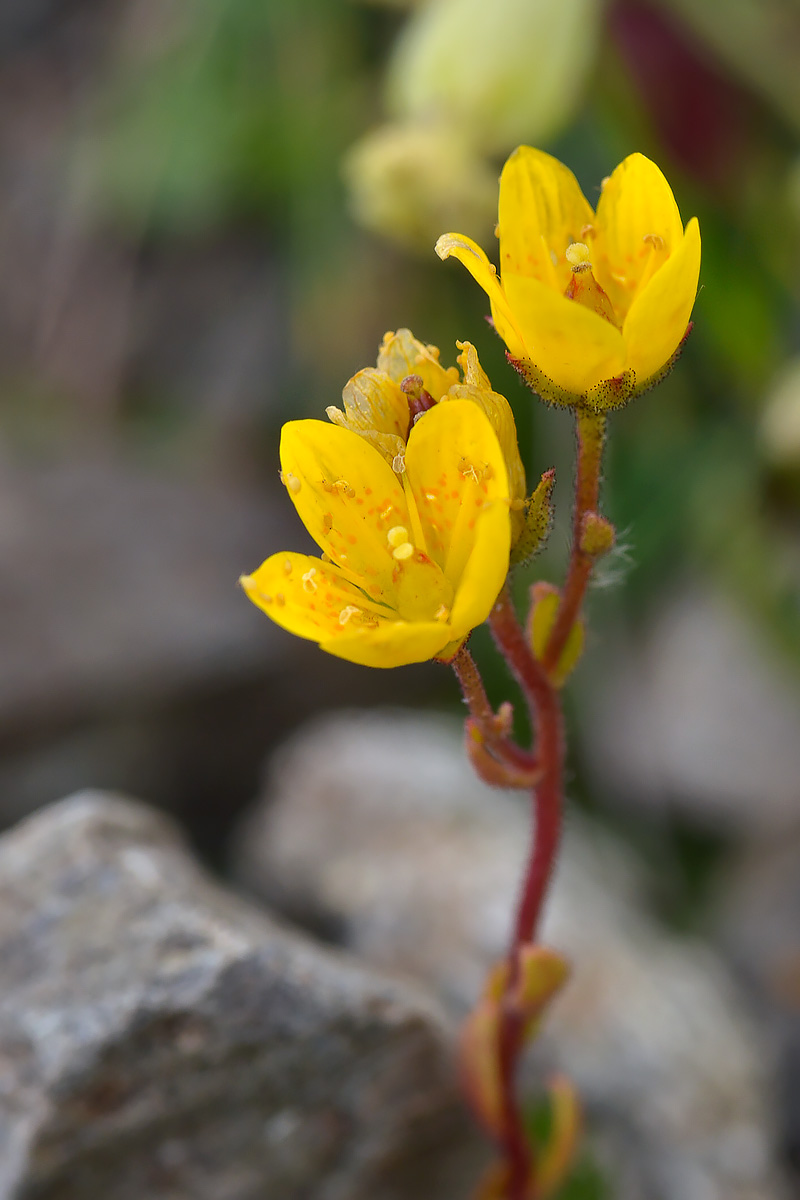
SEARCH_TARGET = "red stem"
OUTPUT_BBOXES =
[458,408,607,1199]
[451,646,539,775]
[542,409,606,675]
[488,586,565,1200]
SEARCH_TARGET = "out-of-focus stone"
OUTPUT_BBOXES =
[716,835,800,1170]
[580,586,800,832]
[0,791,480,1200]
[233,709,786,1200]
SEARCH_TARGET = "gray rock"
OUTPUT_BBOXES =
[233,709,787,1200]
[716,834,800,1166]
[0,791,481,1200]
[579,585,800,832]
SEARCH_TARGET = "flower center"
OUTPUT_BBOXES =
[563,242,619,328]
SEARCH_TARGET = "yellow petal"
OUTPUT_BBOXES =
[377,328,459,400]
[622,217,701,386]
[592,153,685,321]
[502,272,625,395]
[497,145,594,290]
[328,368,409,466]
[281,419,453,622]
[404,399,511,639]
[446,340,527,537]
[435,232,527,358]
[241,552,388,644]
[321,618,452,669]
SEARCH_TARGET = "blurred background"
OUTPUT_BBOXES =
[1,0,800,1190]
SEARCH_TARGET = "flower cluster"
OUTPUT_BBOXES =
[241,333,520,667]
[242,148,700,665]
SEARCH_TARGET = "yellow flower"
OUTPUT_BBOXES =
[436,147,701,407]
[241,399,511,668]
[327,329,527,541]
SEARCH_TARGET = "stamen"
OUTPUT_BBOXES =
[401,374,436,422]
[387,525,409,548]
[565,242,592,271]
[301,568,318,594]
[580,224,596,240]
[643,233,664,250]
[392,542,414,561]
[338,605,361,625]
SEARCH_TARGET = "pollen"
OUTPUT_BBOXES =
[392,542,414,561]
[392,453,406,474]
[301,567,318,594]
[565,242,592,270]
[387,525,409,548]
[435,605,450,622]
[338,605,361,625]
[283,559,293,575]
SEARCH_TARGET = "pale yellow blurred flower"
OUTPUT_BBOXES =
[760,358,800,466]
[343,120,496,251]
[386,0,601,153]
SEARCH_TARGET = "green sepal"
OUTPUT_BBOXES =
[510,468,555,567]
[506,321,694,414]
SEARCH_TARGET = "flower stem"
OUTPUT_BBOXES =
[451,645,539,775]
[542,408,606,675]
[488,586,565,1200]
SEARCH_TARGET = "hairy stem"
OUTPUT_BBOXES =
[488,586,565,1200]
[542,408,606,674]
[451,645,538,774]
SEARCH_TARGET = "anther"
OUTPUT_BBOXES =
[392,542,414,561]
[387,525,409,548]
[338,605,361,625]
[565,242,592,271]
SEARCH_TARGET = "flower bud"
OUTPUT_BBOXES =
[579,511,615,558]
